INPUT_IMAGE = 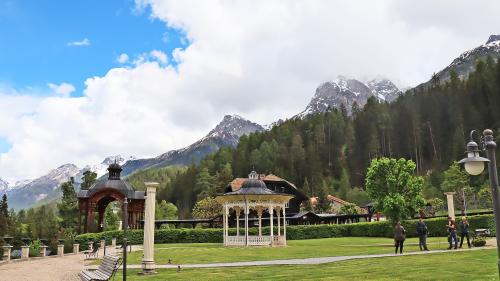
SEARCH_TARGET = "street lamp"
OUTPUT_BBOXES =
[458,129,500,277]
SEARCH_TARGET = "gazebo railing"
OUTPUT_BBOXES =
[226,235,285,246]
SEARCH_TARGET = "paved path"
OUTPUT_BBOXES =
[86,246,491,270]
[0,246,118,281]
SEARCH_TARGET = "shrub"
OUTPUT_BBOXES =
[29,239,41,257]
[472,236,486,247]
[75,214,495,244]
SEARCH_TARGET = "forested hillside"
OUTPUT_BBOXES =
[129,58,500,218]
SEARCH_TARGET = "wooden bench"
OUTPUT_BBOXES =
[79,255,121,281]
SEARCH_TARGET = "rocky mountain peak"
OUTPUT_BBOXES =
[206,114,264,141]
[0,178,8,193]
[486,34,500,44]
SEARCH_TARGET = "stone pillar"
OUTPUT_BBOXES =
[444,192,456,220]
[73,244,79,254]
[57,244,64,256]
[2,245,12,261]
[112,237,117,248]
[269,205,274,245]
[40,245,48,257]
[100,239,105,253]
[283,205,287,246]
[21,245,30,259]
[141,182,158,275]
[118,220,123,231]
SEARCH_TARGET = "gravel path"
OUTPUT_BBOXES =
[0,254,86,281]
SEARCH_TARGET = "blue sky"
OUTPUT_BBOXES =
[0,0,185,97]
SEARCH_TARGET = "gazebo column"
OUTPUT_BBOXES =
[269,205,274,245]
[283,204,287,246]
[245,203,249,247]
[235,207,241,237]
[257,207,263,236]
[276,206,281,236]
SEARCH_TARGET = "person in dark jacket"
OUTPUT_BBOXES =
[459,216,471,248]
[446,217,458,249]
[416,217,429,251]
[394,221,406,254]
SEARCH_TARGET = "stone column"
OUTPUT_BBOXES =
[40,245,48,257]
[100,239,105,254]
[118,220,123,231]
[269,205,274,245]
[141,182,158,275]
[57,244,64,256]
[73,244,79,254]
[283,205,287,246]
[21,245,30,259]
[2,245,12,261]
[112,237,117,248]
[244,203,249,246]
[444,192,456,220]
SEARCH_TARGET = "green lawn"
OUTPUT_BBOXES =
[125,237,454,265]
[115,248,497,280]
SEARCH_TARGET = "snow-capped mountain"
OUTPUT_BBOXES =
[366,77,402,102]
[0,178,9,193]
[296,76,401,118]
[418,34,500,89]
[121,114,264,176]
[81,155,136,179]
[6,164,80,210]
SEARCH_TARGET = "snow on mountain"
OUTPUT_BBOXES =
[296,76,401,118]
[417,34,500,89]
[0,178,9,193]
[80,155,137,179]
[121,115,264,176]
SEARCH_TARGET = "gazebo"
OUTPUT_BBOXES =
[215,171,293,246]
[77,163,145,233]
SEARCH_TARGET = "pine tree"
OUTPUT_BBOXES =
[441,162,470,213]
[81,171,97,190]
[57,180,78,230]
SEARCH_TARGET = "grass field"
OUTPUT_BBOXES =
[115,248,497,280]
[125,236,456,265]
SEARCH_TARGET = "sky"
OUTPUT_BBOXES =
[0,0,499,181]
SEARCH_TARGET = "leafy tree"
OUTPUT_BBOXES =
[340,203,359,215]
[80,171,97,190]
[345,187,370,206]
[366,158,425,221]
[441,162,470,212]
[191,197,221,219]
[57,180,78,230]
[103,204,119,231]
[478,184,493,209]
[156,200,178,220]
[423,198,444,217]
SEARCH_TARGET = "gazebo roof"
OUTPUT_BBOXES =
[216,171,294,203]
[77,163,144,200]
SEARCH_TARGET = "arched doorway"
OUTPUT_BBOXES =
[77,163,145,233]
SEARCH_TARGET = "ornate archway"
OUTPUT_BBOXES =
[77,163,145,233]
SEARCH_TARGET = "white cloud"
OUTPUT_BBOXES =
[117,53,129,64]
[150,50,168,64]
[67,38,91,46]
[47,82,76,97]
[1,0,500,180]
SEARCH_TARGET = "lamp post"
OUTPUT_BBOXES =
[122,197,128,281]
[458,129,500,277]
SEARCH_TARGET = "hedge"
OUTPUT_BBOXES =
[75,214,495,248]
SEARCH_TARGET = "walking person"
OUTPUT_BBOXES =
[446,217,458,249]
[416,217,429,251]
[459,216,471,248]
[394,221,406,254]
